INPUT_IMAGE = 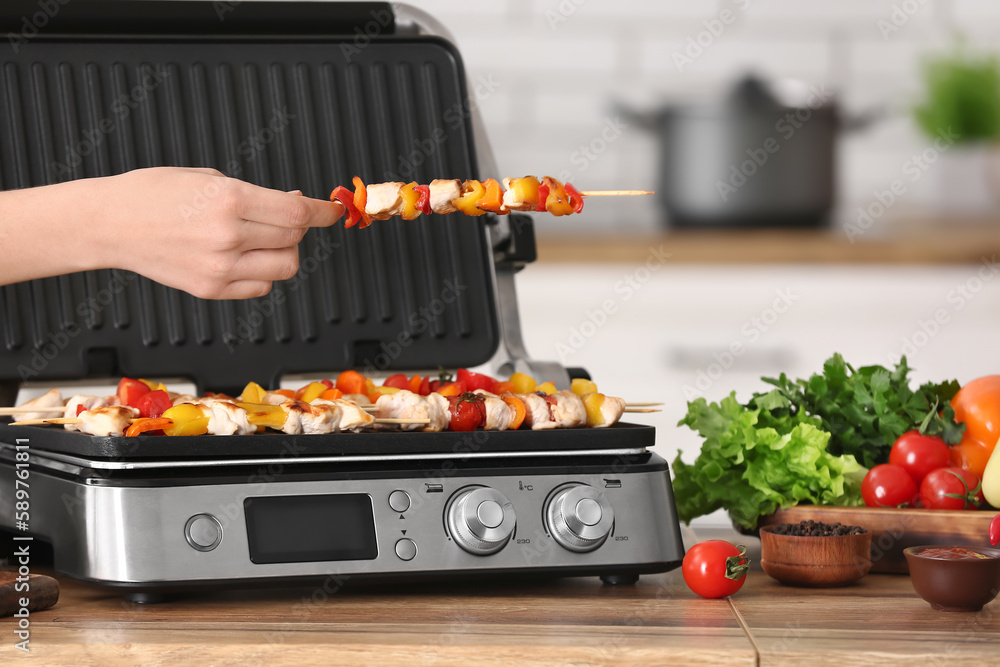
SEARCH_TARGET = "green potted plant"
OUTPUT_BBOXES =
[914,47,1000,215]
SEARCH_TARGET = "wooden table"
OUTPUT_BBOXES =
[3,565,998,666]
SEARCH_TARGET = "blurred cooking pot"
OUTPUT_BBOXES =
[621,75,879,229]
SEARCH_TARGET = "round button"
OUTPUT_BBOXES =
[576,498,602,526]
[388,490,411,513]
[544,484,614,553]
[395,538,417,561]
[445,486,516,556]
[184,514,223,552]
[477,500,504,529]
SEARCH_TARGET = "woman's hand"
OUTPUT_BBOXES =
[0,167,345,299]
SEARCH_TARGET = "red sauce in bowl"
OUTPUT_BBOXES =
[917,547,990,561]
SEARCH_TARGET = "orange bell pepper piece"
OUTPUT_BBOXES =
[476,179,506,214]
[336,370,368,396]
[542,176,574,217]
[272,389,295,399]
[319,388,343,401]
[501,393,526,430]
[125,417,173,437]
[352,176,373,228]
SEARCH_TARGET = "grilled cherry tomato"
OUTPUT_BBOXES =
[889,431,951,486]
[682,540,749,599]
[448,392,485,431]
[456,368,498,394]
[133,389,172,419]
[383,374,411,391]
[861,464,919,508]
[919,467,984,510]
[117,377,150,408]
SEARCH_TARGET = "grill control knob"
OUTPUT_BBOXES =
[545,484,614,553]
[446,486,516,555]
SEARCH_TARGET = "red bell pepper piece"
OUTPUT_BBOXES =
[564,182,585,214]
[117,377,150,408]
[383,374,411,390]
[534,183,550,212]
[331,186,363,228]
[415,185,431,214]
[419,376,432,395]
[456,368,498,394]
[352,176,373,229]
[134,389,173,419]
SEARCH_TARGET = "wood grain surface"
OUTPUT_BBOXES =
[1,564,997,665]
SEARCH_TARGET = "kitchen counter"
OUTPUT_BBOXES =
[4,563,998,665]
[535,224,1000,264]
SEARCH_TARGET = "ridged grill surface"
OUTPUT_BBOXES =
[0,38,497,391]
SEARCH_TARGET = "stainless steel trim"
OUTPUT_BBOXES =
[0,442,647,471]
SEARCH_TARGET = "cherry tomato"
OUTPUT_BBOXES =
[861,464,919,508]
[447,393,485,431]
[919,467,983,510]
[456,368,498,393]
[889,431,951,486]
[418,376,431,396]
[950,437,993,479]
[335,370,368,396]
[990,515,1000,547]
[682,540,749,599]
[383,374,411,391]
[951,375,1000,455]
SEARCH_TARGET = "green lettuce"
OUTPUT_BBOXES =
[672,390,866,530]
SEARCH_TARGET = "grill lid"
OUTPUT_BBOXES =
[0,2,503,395]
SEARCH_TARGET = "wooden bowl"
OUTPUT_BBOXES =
[759,525,872,587]
[904,546,1000,612]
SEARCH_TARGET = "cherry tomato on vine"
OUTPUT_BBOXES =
[889,431,951,486]
[919,467,984,510]
[861,464,918,508]
[682,540,749,599]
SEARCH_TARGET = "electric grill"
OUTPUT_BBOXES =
[0,0,684,601]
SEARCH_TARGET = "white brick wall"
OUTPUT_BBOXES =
[208,1,1000,233]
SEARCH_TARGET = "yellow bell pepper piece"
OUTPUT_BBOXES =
[583,393,606,427]
[571,378,598,396]
[453,180,487,216]
[536,382,557,395]
[509,372,537,394]
[399,182,421,220]
[237,403,287,430]
[299,382,327,403]
[506,176,541,210]
[371,386,401,399]
[240,381,267,404]
[161,404,211,436]
[139,378,168,392]
[542,176,574,217]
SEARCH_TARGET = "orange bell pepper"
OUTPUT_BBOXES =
[494,381,515,395]
[272,389,295,399]
[399,182,422,220]
[476,179,506,214]
[319,388,343,401]
[436,381,467,397]
[453,180,487,216]
[352,176,373,228]
[501,393,526,430]
[336,370,368,396]
[409,375,423,394]
[125,417,173,437]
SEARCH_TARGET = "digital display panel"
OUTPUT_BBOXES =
[244,494,378,564]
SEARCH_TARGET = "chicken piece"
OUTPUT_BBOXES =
[429,179,461,214]
[517,393,557,431]
[343,393,372,405]
[550,390,586,428]
[597,395,626,428]
[375,390,449,432]
[473,389,515,431]
[365,182,405,220]
[331,399,377,432]
[501,177,535,212]
[279,399,307,435]
[205,400,254,436]
[171,394,199,406]
[63,395,114,428]
[260,391,289,406]
[18,388,64,421]
[300,399,342,434]
[76,406,138,437]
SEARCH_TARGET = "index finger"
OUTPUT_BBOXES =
[237,182,345,228]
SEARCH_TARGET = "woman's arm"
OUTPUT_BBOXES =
[0,167,344,299]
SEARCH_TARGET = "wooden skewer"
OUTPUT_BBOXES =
[625,402,664,407]
[8,417,430,427]
[623,408,661,414]
[579,190,654,197]
[0,407,67,415]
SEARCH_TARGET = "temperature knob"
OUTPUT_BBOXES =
[446,486,516,555]
[545,484,614,553]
